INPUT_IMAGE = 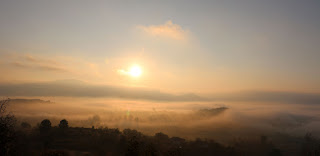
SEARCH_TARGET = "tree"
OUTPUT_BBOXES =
[0,98,17,155]
[39,119,51,133]
[154,132,169,141]
[39,119,52,148]
[59,119,68,129]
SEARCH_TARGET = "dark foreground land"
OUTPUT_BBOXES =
[2,119,320,156]
[1,120,275,156]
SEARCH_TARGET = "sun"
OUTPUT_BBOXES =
[128,65,142,77]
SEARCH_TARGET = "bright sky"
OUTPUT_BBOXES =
[0,0,320,94]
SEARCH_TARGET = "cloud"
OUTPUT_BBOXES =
[214,91,320,105]
[138,20,188,40]
[3,53,69,73]
[0,80,209,102]
[117,68,134,77]
[11,61,68,72]
[117,69,129,76]
[23,54,59,65]
[24,55,38,62]
[117,64,142,77]
[36,64,68,72]
[1,79,320,104]
[11,61,27,68]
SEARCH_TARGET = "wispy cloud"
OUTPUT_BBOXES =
[11,61,68,72]
[219,91,320,105]
[23,54,59,65]
[5,54,69,73]
[24,55,38,62]
[117,69,129,76]
[0,80,208,102]
[138,20,188,40]
[36,64,68,72]
[117,64,142,77]
[0,52,111,83]
[11,61,27,68]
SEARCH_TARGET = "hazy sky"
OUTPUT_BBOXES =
[0,0,320,94]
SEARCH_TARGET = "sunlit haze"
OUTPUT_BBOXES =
[1,1,320,155]
[128,65,142,78]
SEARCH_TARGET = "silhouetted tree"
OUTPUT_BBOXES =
[39,119,51,133]
[153,132,171,154]
[0,98,17,156]
[59,119,68,129]
[39,119,53,148]
[123,129,142,139]
[154,132,169,141]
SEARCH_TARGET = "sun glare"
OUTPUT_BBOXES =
[129,65,142,77]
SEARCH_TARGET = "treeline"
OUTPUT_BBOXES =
[3,118,282,156]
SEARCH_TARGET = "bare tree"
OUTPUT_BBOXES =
[0,98,10,115]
